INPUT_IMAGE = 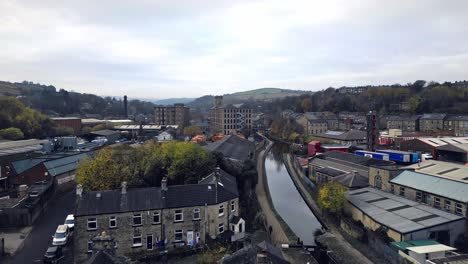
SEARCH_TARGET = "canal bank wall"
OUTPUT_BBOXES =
[282,153,328,230]
[255,135,297,246]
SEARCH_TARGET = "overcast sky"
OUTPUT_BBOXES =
[1,0,468,99]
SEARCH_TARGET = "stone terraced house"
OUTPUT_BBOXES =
[73,168,244,263]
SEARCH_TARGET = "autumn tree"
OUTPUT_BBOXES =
[0,127,24,140]
[183,125,202,137]
[318,182,347,214]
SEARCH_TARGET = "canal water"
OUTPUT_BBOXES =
[264,144,322,245]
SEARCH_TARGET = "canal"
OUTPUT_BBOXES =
[264,144,322,245]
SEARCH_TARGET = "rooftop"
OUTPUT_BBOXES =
[428,254,468,264]
[404,160,468,183]
[76,169,238,216]
[347,187,464,234]
[390,170,468,203]
[416,137,468,147]
[420,113,447,120]
[0,139,49,157]
[203,135,255,161]
[114,125,178,130]
[315,130,367,141]
[407,244,456,254]
[310,157,369,177]
[332,171,369,189]
[320,151,394,167]
[51,117,81,120]
[391,240,441,251]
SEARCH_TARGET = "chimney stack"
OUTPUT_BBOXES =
[76,184,83,198]
[215,167,221,182]
[121,181,127,194]
[161,177,168,191]
[123,95,128,118]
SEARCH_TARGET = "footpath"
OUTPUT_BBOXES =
[283,153,374,264]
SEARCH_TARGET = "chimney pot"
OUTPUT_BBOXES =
[121,181,127,194]
[161,177,168,191]
[76,184,83,197]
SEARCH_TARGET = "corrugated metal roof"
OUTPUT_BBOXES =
[44,153,91,176]
[12,158,48,174]
[391,240,440,251]
[390,171,468,202]
[417,137,468,147]
[407,244,456,254]
[347,187,464,234]
[405,160,468,183]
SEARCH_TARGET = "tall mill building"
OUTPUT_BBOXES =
[154,104,189,129]
[210,96,252,135]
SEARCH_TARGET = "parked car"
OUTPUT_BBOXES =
[43,246,63,263]
[52,225,69,246]
[64,214,75,231]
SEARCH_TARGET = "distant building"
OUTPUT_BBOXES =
[400,137,468,161]
[337,86,370,94]
[314,130,367,145]
[203,135,255,161]
[366,111,379,152]
[221,240,290,264]
[295,113,328,135]
[157,131,173,142]
[444,115,468,137]
[210,96,252,135]
[386,115,421,132]
[74,169,243,262]
[419,114,447,132]
[391,240,456,264]
[90,130,121,144]
[154,104,190,129]
[51,117,82,135]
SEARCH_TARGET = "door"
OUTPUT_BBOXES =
[146,235,153,250]
[187,231,194,246]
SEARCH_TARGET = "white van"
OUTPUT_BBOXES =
[52,225,69,246]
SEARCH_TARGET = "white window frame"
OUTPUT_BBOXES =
[434,197,441,208]
[87,241,93,253]
[132,234,142,247]
[174,229,183,242]
[132,213,142,226]
[109,216,117,228]
[218,204,224,217]
[87,218,97,231]
[152,211,160,224]
[174,209,183,222]
[193,208,200,220]
[218,223,224,233]
[456,203,463,215]
[231,200,235,212]
[444,200,451,211]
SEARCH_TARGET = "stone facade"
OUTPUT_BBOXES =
[74,198,239,263]
[368,166,406,192]
[154,104,190,128]
[210,96,252,135]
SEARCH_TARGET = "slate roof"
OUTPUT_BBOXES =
[12,157,48,174]
[315,167,346,177]
[0,139,49,157]
[386,115,421,121]
[347,187,464,234]
[310,157,369,178]
[315,130,366,141]
[332,172,369,189]
[76,169,239,216]
[221,241,289,264]
[420,113,447,120]
[445,114,468,121]
[321,151,394,166]
[203,135,255,161]
[390,171,468,203]
[91,130,120,137]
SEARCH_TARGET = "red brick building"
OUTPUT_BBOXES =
[51,117,82,135]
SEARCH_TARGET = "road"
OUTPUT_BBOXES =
[9,189,75,264]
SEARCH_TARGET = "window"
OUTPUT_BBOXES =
[416,192,422,202]
[109,216,117,228]
[87,241,93,253]
[193,208,200,220]
[434,197,441,208]
[174,209,183,222]
[133,214,142,226]
[218,223,224,233]
[390,184,395,194]
[444,200,451,211]
[175,230,183,241]
[87,218,97,230]
[132,234,142,247]
[399,187,405,197]
[152,211,161,224]
[456,203,463,215]
[231,200,235,212]
[219,204,224,217]
[375,175,382,189]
